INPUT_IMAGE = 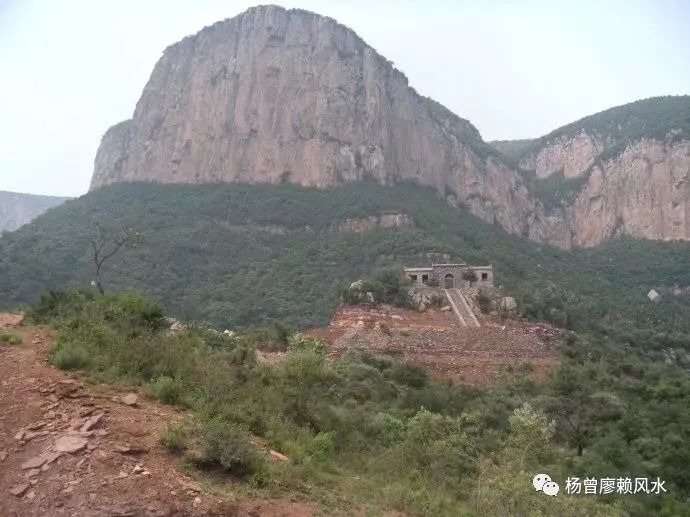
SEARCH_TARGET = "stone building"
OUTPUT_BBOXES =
[404,262,494,289]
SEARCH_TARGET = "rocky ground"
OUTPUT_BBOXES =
[0,317,315,517]
[309,305,560,385]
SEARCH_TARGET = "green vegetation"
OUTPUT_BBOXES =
[1,181,688,334]
[542,95,690,150]
[424,97,504,160]
[488,138,534,163]
[520,169,591,210]
[27,290,690,515]
[0,331,22,345]
[340,268,412,307]
[492,96,690,166]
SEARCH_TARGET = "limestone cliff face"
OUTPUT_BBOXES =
[568,139,690,246]
[90,5,539,238]
[91,6,689,249]
[0,191,69,233]
[499,94,690,247]
[519,130,606,179]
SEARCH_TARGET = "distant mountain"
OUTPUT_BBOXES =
[491,96,690,246]
[0,191,69,232]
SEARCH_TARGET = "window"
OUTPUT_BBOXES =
[422,274,429,284]
[481,273,488,280]
[410,274,418,281]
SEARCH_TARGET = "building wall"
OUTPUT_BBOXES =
[431,265,465,288]
[405,264,494,289]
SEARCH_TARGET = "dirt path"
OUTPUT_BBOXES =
[0,317,315,516]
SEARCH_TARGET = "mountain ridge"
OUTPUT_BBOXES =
[89,5,689,248]
[0,191,70,233]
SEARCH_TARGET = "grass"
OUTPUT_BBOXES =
[25,289,688,515]
[0,331,22,345]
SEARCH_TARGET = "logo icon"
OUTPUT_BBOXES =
[533,474,559,496]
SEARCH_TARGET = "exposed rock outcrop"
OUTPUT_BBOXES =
[494,96,690,246]
[336,213,411,233]
[518,130,606,179]
[568,139,689,246]
[90,6,690,248]
[0,191,69,233]
[90,5,540,240]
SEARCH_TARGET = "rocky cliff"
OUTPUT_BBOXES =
[90,5,541,238]
[498,97,690,246]
[568,139,689,246]
[91,6,689,248]
[0,191,69,233]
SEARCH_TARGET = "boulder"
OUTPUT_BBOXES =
[269,450,289,462]
[121,393,138,406]
[499,297,518,312]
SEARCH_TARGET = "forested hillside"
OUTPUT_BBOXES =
[0,182,688,332]
[0,190,69,232]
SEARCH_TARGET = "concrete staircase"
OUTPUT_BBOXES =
[444,289,481,328]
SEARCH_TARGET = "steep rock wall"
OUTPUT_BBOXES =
[569,139,690,246]
[90,5,539,238]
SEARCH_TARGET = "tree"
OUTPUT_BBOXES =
[508,402,555,471]
[90,223,143,295]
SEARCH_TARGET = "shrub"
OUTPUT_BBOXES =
[160,422,188,452]
[462,270,478,282]
[366,412,404,445]
[309,432,336,458]
[343,269,412,308]
[200,419,258,476]
[0,332,22,345]
[287,333,328,355]
[400,409,475,484]
[476,292,492,314]
[25,289,95,324]
[145,376,187,405]
[51,342,90,370]
[387,363,428,388]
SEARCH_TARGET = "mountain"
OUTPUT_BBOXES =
[1,182,688,331]
[492,96,690,246]
[89,5,552,242]
[90,5,688,248]
[0,191,69,233]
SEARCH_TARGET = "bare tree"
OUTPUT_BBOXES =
[90,223,143,295]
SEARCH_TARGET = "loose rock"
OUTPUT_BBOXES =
[55,435,88,453]
[9,483,30,497]
[80,413,104,432]
[269,450,289,462]
[21,455,48,470]
[115,444,149,455]
[121,393,138,406]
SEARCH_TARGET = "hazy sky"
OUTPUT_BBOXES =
[1,0,689,196]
